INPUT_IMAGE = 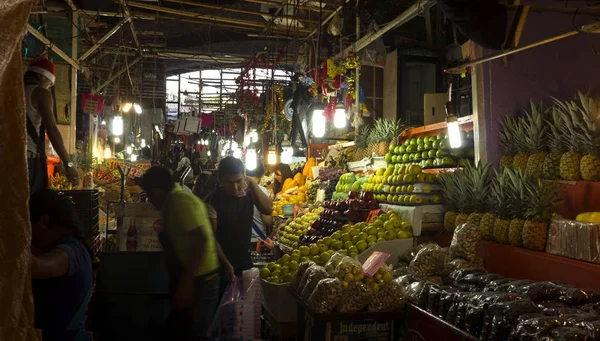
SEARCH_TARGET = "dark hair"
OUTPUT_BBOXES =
[274,163,293,194]
[218,156,245,178]
[29,189,94,257]
[193,172,218,201]
[246,159,265,178]
[24,71,43,85]
[140,166,175,193]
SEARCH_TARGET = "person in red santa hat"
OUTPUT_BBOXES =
[24,56,79,193]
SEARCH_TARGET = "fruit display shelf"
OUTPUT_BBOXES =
[379,203,445,237]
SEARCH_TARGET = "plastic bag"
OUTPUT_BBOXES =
[300,266,329,301]
[417,282,436,308]
[577,302,600,314]
[440,258,475,281]
[400,243,435,263]
[515,281,567,302]
[465,293,498,337]
[337,281,372,313]
[427,285,447,314]
[409,244,447,280]
[325,252,346,275]
[512,315,567,340]
[560,288,600,306]
[406,281,426,304]
[459,273,504,289]
[439,287,461,319]
[291,261,315,292]
[394,274,417,290]
[494,279,535,293]
[484,278,513,292]
[488,300,541,340]
[424,276,444,286]
[538,301,570,310]
[546,327,591,341]
[368,281,407,312]
[574,320,600,341]
[450,222,482,262]
[392,266,410,278]
[544,308,589,317]
[333,256,364,283]
[479,293,529,341]
[449,267,487,284]
[308,278,343,313]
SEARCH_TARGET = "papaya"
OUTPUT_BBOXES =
[293,173,305,186]
[303,157,316,178]
[282,178,298,192]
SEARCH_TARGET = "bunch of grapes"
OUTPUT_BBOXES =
[324,179,338,201]
[318,167,344,182]
[307,180,320,203]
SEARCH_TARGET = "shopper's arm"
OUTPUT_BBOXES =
[35,87,71,163]
[261,214,273,235]
[31,248,69,279]
[245,177,273,215]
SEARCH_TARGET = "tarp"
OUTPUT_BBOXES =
[0,0,41,340]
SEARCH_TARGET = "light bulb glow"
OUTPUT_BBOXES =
[104,146,112,159]
[122,102,133,113]
[133,103,142,114]
[267,149,277,165]
[114,137,121,144]
[334,106,347,129]
[281,150,293,164]
[112,116,124,136]
[140,139,146,148]
[245,148,257,171]
[130,154,138,162]
[101,120,106,125]
[126,146,132,154]
[312,109,326,138]
[207,150,211,156]
[233,147,242,159]
[447,116,462,149]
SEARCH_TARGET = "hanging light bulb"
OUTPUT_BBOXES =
[133,103,142,114]
[114,137,121,144]
[112,116,124,136]
[126,146,133,154]
[101,120,106,125]
[334,103,347,129]
[130,154,138,162]
[207,150,211,157]
[245,145,257,171]
[140,139,146,148]
[446,114,462,149]
[312,102,326,138]
[233,147,242,159]
[122,102,133,113]
[280,135,293,164]
[267,146,277,165]
[104,146,112,159]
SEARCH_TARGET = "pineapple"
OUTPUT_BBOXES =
[505,168,528,247]
[512,117,531,173]
[522,178,562,251]
[453,168,472,229]
[491,168,512,244]
[465,162,494,226]
[354,124,372,161]
[498,116,518,169]
[439,171,459,231]
[574,91,600,181]
[542,106,567,180]
[555,96,585,180]
[480,212,497,241]
[524,102,548,178]
[370,119,407,156]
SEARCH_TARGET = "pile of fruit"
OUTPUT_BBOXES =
[48,173,74,191]
[386,132,474,169]
[262,210,413,284]
[440,162,560,252]
[272,183,309,216]
[362,165,442,205]
[576,212,600,223]
[306,180,320,203]
[332,172,370,200]
[276,207,323,249]
[499,92,600,181]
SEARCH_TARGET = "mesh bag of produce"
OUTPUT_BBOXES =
[450,222,483,262]
[400,243,435,263]
[307,278,343,313]
[333,256,365,283]
[394,275,417,290]
[487,300,542,340]
[325,252,346,275]
[300,266,329,301]
[406,281,426,304]
[574,320,600,340]
[544,327,591,341]
[439,287,461,319]
[368,281,407,312]
[337,281,372,313]
[512,315,568,340]
[409,244,447,280]
[449,267,487,284]
[514,281,567,302]
[560,288,600,306]
[291,261,316,292]
[396,261,410,269]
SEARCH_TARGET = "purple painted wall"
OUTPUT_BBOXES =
[483,11,600,164]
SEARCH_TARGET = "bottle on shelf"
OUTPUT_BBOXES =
[126,218,138,251]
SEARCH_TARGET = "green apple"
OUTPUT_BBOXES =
[367,235,377,243]
[344,241,354,250]
[356,240,367,252]
[357,232,368,241]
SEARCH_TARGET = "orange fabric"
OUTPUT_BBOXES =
[0,0,41,339]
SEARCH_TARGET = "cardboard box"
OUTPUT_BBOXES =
[423,93,448,125]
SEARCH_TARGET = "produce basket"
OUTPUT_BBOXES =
[546,216,600,264]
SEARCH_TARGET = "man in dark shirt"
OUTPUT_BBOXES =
[210,157,272,295]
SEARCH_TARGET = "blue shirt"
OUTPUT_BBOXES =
[32,237,92,341]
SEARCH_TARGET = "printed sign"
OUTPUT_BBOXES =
[107,158,151,179]
[116,203,162,252]
[361,251,391,277]
[331,320,395,341]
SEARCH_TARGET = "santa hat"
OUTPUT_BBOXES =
[28,57,56,85]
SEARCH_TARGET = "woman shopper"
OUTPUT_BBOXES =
[29,189,93,341]
[271,163,293,199]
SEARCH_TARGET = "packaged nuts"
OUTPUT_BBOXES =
[368,281,407,312]
[308,278,343,313]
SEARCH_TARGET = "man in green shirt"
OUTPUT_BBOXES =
[140,166,219,340]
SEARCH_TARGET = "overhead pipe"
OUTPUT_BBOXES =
[117,0,142,54]
[78,18,129,62]
[26,24,81,70]
[92,56,143,94]
[445,21,600,74]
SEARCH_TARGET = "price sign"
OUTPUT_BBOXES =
[362,251,391,277]
[366,209,381,223]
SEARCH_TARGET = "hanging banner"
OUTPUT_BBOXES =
[106,158,151,179]
[81,93,105,114]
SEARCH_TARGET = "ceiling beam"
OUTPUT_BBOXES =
[26,24,82,70]
[304,0,350,41]
[163,0,319,25]
[78,18,129,62]
[245,0,333,13]
[117,0,142,54]
[92,55,143,94]
[127,1,269,28]
[64,0,76,11]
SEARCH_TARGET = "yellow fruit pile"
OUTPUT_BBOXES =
[48,174,73,191]
[278,208,323,249]
[272,183,310,216]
